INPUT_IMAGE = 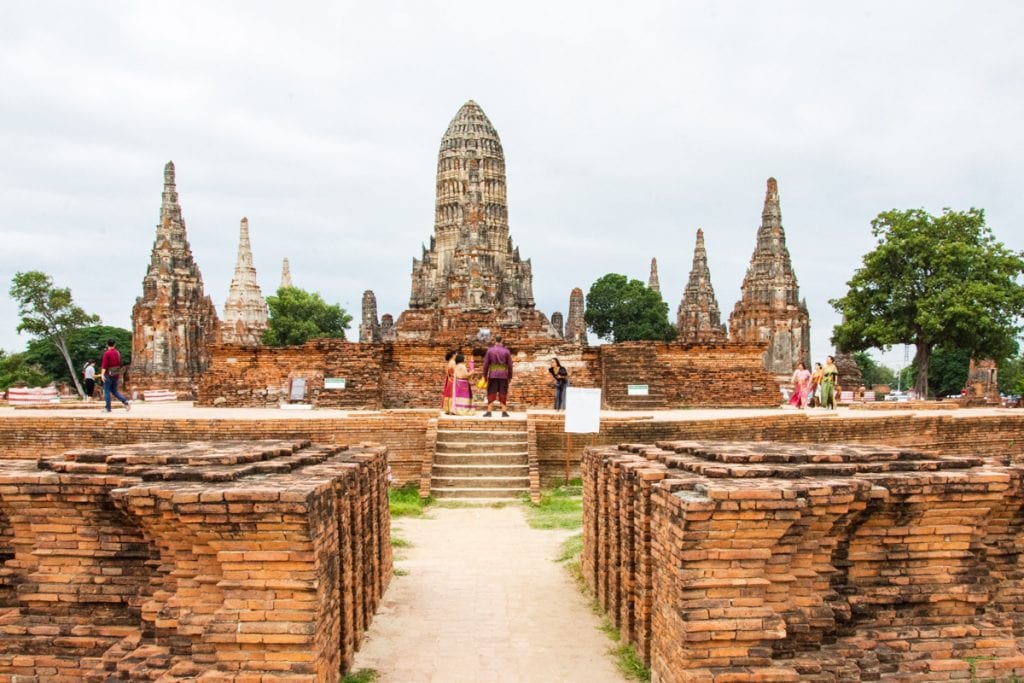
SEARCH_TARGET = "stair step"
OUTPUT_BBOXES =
[432,487,528,499]
[434,440,527,453]
[434,453,528,466]
[436,430,527,444]
[432,476,530,489]
[433,464,528,477]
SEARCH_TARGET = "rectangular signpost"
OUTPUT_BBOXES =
[324,378,347,390]
[563,387,602,483]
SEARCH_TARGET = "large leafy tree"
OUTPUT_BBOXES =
[831,208,1024,397]
[853,351,896,388]
[23,325,132,384]
[263,286,352,346]
[9,271,100,398]
[584,273,677,343]
[0,350,52,391]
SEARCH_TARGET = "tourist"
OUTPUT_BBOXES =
[82,361,96,400]
[100,339,130,413]
[441,350,457,415]
[482,335,513,417]
[789,362,811,408]
[808,362,824,408]
[452,353,475,415]
[549,358,568,410]
[821,356,839,409]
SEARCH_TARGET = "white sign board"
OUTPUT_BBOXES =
[289,377,307,401]
[564,387,601,433]
[324,378,347,390]
[627,384,649,396]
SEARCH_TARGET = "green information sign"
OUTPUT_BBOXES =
[324,378,347,390]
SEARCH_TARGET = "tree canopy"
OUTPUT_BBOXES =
[0,350,51,391]
[853,351,896,388]
[9,271,100,398]
[584,274,677,343]
[23,325,132,385]
[831,208,1024,397]
[263,286,352,346]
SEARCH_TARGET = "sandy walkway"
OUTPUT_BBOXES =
[353,506,626,683]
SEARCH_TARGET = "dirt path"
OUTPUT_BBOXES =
[352,506,627,682]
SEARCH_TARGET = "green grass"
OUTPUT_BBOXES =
[561,530,651,682]
[557,533,583,563]
[341,668,378,683]
[389,482,433,518]
[393,567,409,577]
[524,479,583,530]
[390,535,412,548]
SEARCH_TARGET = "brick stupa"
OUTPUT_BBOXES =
[729,178,810,376]
[676,228,727,343]
[392,101,559,344]
[565,287,587,346]
[220,217,267,346]
[131,161,219,394]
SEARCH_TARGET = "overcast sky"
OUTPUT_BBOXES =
[2,2,1022,370]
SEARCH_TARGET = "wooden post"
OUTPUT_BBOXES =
[565,433,572,485]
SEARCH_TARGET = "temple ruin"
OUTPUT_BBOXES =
[676,228,727,343]
[131,162,219,395]
[389,101,559,344]
[220,217,268,347]
[729,178,811,376]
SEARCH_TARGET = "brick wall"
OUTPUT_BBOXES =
[2,412,1023,488]
[0,440,390,680]
[535,412,1024,486]
[583,440,1024,681]
[195,339,773,410]
[0,413,435,486]
[599,342,778,409]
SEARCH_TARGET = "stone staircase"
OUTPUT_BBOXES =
[430,417,529,500]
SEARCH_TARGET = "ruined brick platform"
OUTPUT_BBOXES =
[0,440,390,681]
[583,440,1024,682]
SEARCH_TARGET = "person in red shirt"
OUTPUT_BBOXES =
[100,339,131,413]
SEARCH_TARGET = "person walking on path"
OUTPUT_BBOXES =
[482,335,513,417]
[82,361,96,400]
[789,362,811,408]
[549,358,568,410]
[100,339,130,413]
[821,355,839,410]
[808,362,824,408]
[452,353,475,415]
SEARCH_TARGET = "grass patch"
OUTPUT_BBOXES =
[557,533,583,563]
[389,482,432,518]
[390,535,412,548]
[341,669,378,683]
[562,533,652,682]
[393,567,409,577]
[524,479,583,530]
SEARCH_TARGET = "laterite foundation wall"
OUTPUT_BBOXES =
[583,441,1024,681]
[2,412,1022,487]
[195,339,774,410]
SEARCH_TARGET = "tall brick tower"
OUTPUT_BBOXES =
[648,257,661,294]
[676,229,727,343]
[728,178,810,375]
[220,217,267,346]
[394,100,558,343]
[132,161,219,393]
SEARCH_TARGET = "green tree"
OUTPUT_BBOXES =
[0,350,52,391]
[853,351,896,388]
[584,274,677,343]
[831,208,1024,397]
[23,325,132,384]
[999,353,1023,395]
[10,271,100,398]
[263,286,352,346]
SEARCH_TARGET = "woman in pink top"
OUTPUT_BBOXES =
[789,362,811,409]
